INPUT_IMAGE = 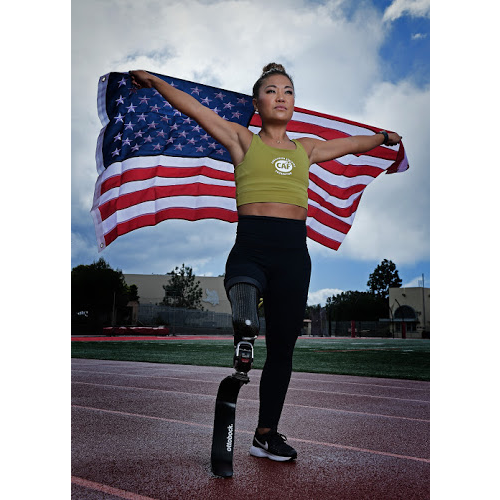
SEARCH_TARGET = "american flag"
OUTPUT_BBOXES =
[92,71,408,252]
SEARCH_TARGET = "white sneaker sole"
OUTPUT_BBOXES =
[249,445,296,462]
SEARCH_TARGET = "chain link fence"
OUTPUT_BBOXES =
[137,306,394,337]
[137,304,267,335]
[329,320,392,338]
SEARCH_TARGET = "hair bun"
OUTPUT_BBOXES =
[262,62,286,75]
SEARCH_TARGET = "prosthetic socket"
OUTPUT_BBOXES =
[228,283,260,374]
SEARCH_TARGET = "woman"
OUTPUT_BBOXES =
[130,64,402,462]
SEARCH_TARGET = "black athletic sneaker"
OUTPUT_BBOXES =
[249,429,297,461]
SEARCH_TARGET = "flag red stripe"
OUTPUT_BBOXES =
[99,183,235,221]
[251,113,360,142]
[103,207,239,246]
[316,160,385,179]
[100,165,234,195]
[250,108,383,132]
[307,206,352,234]
[100,185,357,236]
[306,226,341,250]
[249,114,262,127]
[307,189,361,218]
[293,106,391,133]
[386,142,407,173]
[288,120,348,140]
[309,172,366,200]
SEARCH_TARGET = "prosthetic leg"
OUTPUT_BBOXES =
[231,283,260,377]
[211,283,260,477]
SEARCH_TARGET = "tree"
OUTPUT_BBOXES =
[162,264,204,310]
[327,291,387,321]
[128,284,140,302]
[367,259,402,300]
[71,258,138,332]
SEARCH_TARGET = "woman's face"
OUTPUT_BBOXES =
[253,74,295,123]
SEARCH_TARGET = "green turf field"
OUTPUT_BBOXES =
[71,337,430,381]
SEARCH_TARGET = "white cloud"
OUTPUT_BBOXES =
[402,275,430,288]
[98,219,237,276]
[72,0,385,239]
[71,231,97,265]
[72,0,429,277]
[339,80,430,263]
[308,79,429,265]
[383,0,430,23]
[308,287,344,306]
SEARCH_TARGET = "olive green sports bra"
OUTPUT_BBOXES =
[234,134,310,209]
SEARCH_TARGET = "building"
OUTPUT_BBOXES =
[123,274,429,337]
[389,287,430,338]
[124,274,231,314]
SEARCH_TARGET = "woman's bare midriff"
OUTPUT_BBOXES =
[237,202,307,221]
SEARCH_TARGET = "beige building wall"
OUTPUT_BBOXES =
[124,274,231,314]
[389,287,430,338]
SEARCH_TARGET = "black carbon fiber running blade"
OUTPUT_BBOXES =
[210,374,248,477]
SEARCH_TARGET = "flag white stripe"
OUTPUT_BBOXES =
[306,216,347,244]
[95,74,111,174]
[101,195,237,234]
[96,74,110,127]
[307,198,357,226]
[308,180,362,209]
[98,175,235,205]
[309,163,382,188]
[98,154,235,184]
[98,163,379,207]
[288,113,398,155]
[292,110,379,138]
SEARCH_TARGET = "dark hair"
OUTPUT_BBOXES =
[252,63,294,99]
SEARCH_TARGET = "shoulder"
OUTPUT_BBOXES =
[296,137,320,160]
[296,136,319,149]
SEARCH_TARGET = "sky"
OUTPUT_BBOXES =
[71,0,430,306]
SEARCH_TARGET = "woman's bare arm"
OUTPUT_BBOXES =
[299,131,402,165]
[129,70,252,165]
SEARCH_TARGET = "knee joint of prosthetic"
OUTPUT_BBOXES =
[228,283,260,374]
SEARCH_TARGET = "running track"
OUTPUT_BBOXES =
[71,358,429,499]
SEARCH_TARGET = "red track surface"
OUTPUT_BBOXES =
[71,336,231,341]
[71,359,429,499]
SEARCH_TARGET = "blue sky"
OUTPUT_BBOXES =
[71,0,430,305]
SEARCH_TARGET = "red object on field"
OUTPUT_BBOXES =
[351,320,356,338]
[103,326,170,336]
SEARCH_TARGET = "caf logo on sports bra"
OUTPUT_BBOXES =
[272,157,295,176]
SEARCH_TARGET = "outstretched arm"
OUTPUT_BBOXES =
[129,70,252,164]
[300,131,402,165]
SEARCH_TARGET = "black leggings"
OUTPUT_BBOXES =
[224,215,311,430]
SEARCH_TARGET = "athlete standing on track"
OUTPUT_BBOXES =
[130,63,402,462]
